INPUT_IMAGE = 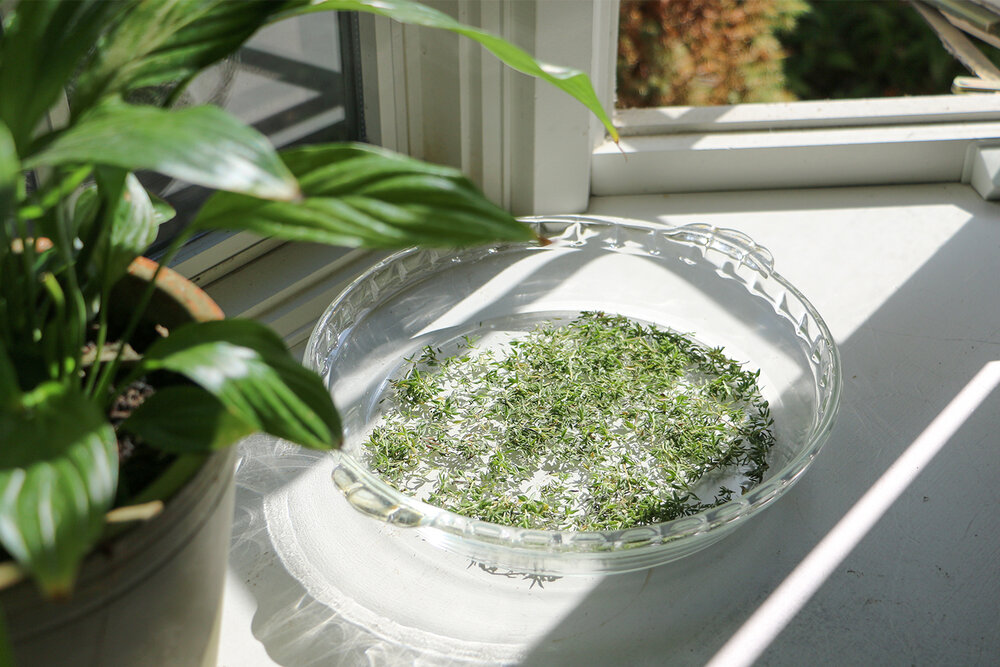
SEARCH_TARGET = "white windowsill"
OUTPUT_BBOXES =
[199,242,381,350]
[217,180,1000,665]
[593,120,1000,195]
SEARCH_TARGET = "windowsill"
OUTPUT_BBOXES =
[199,243,382,351]
[587,182,991,343]
[217,181,1000,665]
[592,120,1000,196]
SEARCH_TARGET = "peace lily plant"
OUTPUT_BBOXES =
[0,0,616,638]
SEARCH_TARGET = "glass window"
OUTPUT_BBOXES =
[147,11,364,255]
[616,0,999,109]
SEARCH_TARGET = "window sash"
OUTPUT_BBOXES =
[593,118,1000,196]
[615,95,1000,136]
[362,1,1000,205]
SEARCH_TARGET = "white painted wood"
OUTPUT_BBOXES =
[356,14,384,147]
[362,0,613,216]
[465,0,506,206]
[590,0,621,150]
[401,19,427,161]
[169,232,282,285]
[952,75,1000,93]
[367,0,507,204]
[509,0,609,215]
[617,94,1000,135]
[930,0,1000,50]
[358,14,409,153]
[964,142,1000,198]
[593,122,1000,195]
[202,243,376,347]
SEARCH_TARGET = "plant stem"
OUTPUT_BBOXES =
[40,273,67,380]
[91,225,193,405]
[51,197,86,382]
[12,216,40,342]
[83,278,113,395]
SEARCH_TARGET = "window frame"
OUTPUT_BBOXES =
[597,3,1000,198]
[362,0,1000,207]
[162,10,363,283]
[206,0,1000,345]
[615,95,1000,136]
[358,0,618,216]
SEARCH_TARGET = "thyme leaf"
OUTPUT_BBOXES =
[364,312,775,531]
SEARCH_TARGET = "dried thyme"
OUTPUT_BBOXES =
[363,312,775,531]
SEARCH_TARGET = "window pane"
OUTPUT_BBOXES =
[147,11,363,254]
[616,0,994,108]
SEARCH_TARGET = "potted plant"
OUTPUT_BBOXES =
[0,0,616,664]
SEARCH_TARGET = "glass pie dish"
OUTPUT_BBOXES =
[305,216,841,575]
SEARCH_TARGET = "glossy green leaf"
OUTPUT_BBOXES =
[0,383,118,597]
[99,171,158,289]
[139,320,341,450]
[122,385,256,454]
[72,184,100,239]
[150,193,177,226]
[193,143,535,247]
[73,0,279,112]
[26,104,299,201]
[0,0,119,152]
[277,0,618,142]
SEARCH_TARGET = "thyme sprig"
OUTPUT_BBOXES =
[364,312,775,531]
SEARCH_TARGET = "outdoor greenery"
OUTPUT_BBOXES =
[618,0,807,107]
[778,0,979,99]
[617,0,993,107]
[0,0,614,622]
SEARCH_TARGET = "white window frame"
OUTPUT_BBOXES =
[204,0,1000,347]
[362,0,1000,203]
[598,95,1000,196]
[166,11,360,282]
[358,0,618,215]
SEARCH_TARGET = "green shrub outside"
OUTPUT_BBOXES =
[618,0,998,107]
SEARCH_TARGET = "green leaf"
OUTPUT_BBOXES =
[0,121,17,221]
[122,385,256,454]
[73,0,280,111]
[193,143,535,247]
[0,383,118,597]
[26,104,299,201]
[72,183,101,239]
[98,171,158,289]
[277,0,618,143]
[150,193,177,226]
[0,0,119,152]
[139,319,342,449]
